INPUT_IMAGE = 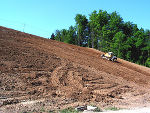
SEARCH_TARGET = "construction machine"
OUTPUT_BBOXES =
[101,52,117,61]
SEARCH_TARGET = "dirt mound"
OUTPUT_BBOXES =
[0,26,150,113]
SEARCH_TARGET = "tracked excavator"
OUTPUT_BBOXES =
[101,52,117,62]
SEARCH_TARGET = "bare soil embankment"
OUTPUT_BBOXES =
[0,26,150,113]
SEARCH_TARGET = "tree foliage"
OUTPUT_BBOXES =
[51,10,150,67]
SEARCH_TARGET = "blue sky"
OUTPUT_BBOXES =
[0,0,150,38]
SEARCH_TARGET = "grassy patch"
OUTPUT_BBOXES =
[60,107,79,113]
[93,107,103,112]
[48,110,55,113]
[105,107,121,111]
[40,107,46,112]
[21,111,33,113]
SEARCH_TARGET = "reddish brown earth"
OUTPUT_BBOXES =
[0,26,150,113]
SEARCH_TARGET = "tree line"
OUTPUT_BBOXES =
[51,10,150,67]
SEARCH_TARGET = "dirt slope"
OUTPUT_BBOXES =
[0,26,150,113]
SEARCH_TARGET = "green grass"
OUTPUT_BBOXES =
[21,111,33,113]
[105,107,121,111]
[93,107,103,112]
[48,110,55,113]
[40,107,46,112]
[60,107,79,113]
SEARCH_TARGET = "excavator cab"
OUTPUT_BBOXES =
[101,52,117,61]
[105,52,114,58]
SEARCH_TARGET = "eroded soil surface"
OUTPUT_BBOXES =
[0,26,150,113]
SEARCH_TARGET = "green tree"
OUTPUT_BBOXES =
[54,30,61,41]
[145,58,150,67]
[145,30,150,58]
[50,33,55,40]
[89,10,98,48]
[97,10,110,50]
[125,36,136,61]
[111,31,126,58]
[122,22,134,36]
[108,11,123,33]
[75,14,88,46]
[66,26,77,44]
[101,25,113,52]
[133,30,147,64]
[89,10,109,49]
[60,29,68,42]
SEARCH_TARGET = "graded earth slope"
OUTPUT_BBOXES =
[0,26,150,113]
